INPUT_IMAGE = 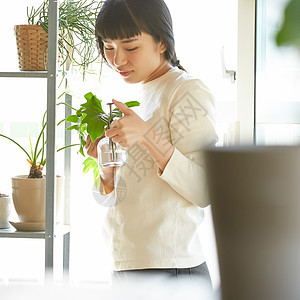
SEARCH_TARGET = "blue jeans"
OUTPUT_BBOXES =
[112,262,212,288]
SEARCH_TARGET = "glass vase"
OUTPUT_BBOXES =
[97,137,128,168]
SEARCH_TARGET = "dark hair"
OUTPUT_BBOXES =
[95,0,185,71]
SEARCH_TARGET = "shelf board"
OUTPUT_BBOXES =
[0,227,45,238]
[0,225,70,239]
[0,71,48,78]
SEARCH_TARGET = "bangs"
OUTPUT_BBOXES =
[95,0,174,64]
[96,0,145,40]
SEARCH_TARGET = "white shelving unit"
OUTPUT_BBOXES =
[0,0,70,281]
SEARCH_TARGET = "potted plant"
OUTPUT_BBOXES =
[15,0,102,76]
[59,92,140,187]
[0,112,66,228]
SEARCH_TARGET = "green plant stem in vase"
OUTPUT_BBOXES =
[107,102,116,162]
[96,102,126,168]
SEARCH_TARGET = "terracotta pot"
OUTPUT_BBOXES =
[11,175,63,223]
[0,194,12,229]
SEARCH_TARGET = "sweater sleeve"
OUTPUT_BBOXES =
[92,182,117,207]
[157,79,218,207]
[92,166,126,207]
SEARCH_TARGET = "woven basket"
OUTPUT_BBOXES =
[14,25,48,71]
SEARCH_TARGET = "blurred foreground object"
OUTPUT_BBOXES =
[276,0,300,49]
[204,145,300,300]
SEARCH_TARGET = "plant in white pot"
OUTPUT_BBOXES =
[0,112,68,230]
[0,94,139,230]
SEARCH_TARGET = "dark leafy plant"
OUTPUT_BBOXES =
[276,0,300,49]
[27,0,103,77]
[59,92,140,187]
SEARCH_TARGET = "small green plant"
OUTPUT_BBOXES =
[60,92,140,187]
[0,112,47,178]
[0,112,76,178]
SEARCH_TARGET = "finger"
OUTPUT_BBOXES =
[110,119,118,129]
[86,147,97,160]
[111,136,124,145]
[86,137,102,159]
[85,135,102,155]
[112,99,132,115]
[93,136,102,144]
[85,134,92,149]
[119,140,128,148]
[105,127,121,139]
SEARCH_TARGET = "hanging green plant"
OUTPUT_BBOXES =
[26,0,103,76]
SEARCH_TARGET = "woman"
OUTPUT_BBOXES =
[86,0,218,285]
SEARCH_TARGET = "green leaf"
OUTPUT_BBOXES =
[80,123,87,132]
[81,93,105,114]
[80,93,107,142]
[28,132,34,161]
[83,92,94,101]
[82,157,100,188]
[76,109,83,117]
[0,133,32,162]
[111,109,123,119]
[79,146,85,157]
[41,158,46,166]
[66,115,79,123]
[94,171,100,188]
[82,116,106,142]
[93,163,100,178]
[79,135,86,157]
[93,163,100,188]
[111,101,140,119]
[124,100,140,108]
[66,125,79,131]
[82,157,97,173]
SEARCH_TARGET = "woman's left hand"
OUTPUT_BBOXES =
[105,99,150,147]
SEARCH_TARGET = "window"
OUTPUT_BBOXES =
[255,0,300,145]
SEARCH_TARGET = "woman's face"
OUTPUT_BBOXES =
[102,32,169,84]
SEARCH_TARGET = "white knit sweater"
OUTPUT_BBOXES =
[93,67,218,271]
